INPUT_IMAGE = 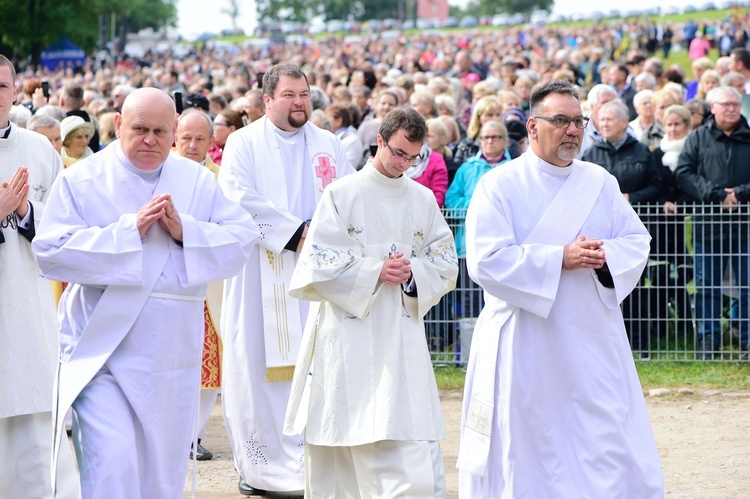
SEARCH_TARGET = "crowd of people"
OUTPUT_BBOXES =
[2,9,750,498]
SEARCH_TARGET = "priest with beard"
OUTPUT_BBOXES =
[457,80,664,498]
[218,62,354,496]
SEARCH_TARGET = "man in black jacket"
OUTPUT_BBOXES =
[675,86,750,359]
[582,99,663,356]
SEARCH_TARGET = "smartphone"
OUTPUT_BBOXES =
[369,143,378,157]
[256,72,265,89]
[174,91,183,114]
[41,81,50,99]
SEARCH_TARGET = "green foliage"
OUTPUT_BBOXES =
[477,0,553,17]
[0,0,176,62]
[257,0,312,23]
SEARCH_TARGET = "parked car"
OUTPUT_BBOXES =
[363,19,384,32]
[459,15,478,28]
[326,20,345,33]
[443,16,459,28]
[491,14,510,26]
[530,10,549,24]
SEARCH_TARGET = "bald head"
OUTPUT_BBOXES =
[115,88,177,170]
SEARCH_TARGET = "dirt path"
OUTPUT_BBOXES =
[184,390,750,498]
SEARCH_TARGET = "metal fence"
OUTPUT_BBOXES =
[427,204,750,364]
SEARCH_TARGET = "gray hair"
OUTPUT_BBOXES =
[599,99,630,122]
[309,85,330,111]
[310,109,331,132]
[9,105,31,128]
[706,86,742,105]
[634,72,657,90]
[720,71,746,87]
[177,108,214,136]
[34,105,67,121]
[587,84,618,107]
[112,84,136,98]
[633,89,654,109]
[27,114,60,132]
[435,94,456,115]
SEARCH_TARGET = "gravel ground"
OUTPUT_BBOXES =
[183,390,750,498]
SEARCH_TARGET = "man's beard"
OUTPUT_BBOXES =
[288,109,309,128]
[556,142,579,162]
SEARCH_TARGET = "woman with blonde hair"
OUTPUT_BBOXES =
[497,89,522,116]
[98,112,116,148]
[454,96,521,167]
[453,96,503,167]
[686,57,715,100]
[697,70,721,100]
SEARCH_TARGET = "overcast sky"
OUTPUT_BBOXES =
[175,0,690,40]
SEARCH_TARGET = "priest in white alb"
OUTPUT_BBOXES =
[0,54,79,499]
[218,63,354,496]
[458,80,664,498]
[285,108,458,497]
[31,88,259,498]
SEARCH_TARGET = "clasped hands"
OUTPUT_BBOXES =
[379,252,412,285]
[137,193,182,241]
[0,166,30,220]
[562,236,606,271]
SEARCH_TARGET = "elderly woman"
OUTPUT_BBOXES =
[453,96,521,167]
[652,104,695,339]
[60,115,95,167]
[629,90,655,142]
[583,100,663,203]
[445,120,512,338]
[653,104,693,211]
[582,100,663,356]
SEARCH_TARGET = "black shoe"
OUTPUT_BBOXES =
[239,478,267,496]
[189,441,213,461]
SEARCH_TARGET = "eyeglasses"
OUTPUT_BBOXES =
[533,115,590,129]
[384,141,423,165]
[480,134,506,142]
[714,101,741,109]
[214,122,231,127]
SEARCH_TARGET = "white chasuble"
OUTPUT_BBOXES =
[219,117,354,491]
[458,151,663,498]
[284,162,458,446]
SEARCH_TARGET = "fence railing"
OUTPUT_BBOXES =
[428,204,750,364]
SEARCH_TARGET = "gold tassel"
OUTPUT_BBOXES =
[265,366,295,383]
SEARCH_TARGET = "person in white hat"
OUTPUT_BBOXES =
[60,115,95,167]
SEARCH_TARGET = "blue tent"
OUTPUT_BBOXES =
[40,37,86,72]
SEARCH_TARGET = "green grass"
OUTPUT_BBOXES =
[435,362,750,392]
[635,361,750,390]
[434,365,468,391]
